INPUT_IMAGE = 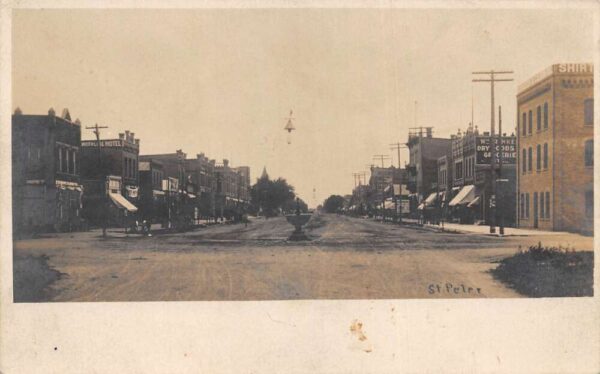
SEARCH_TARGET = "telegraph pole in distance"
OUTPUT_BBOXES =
[498,105,504,236]
[373,154,391,168]
[85,124,109,237]
[390,142,408,224]
[472,69,513,234]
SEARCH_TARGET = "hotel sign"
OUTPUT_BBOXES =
[475,137,517,165]
[81,139,123,148]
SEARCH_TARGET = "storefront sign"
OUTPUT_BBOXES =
[475,137,516,165]
[81,139,123,148]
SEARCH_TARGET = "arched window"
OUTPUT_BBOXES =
[585,139,593,167]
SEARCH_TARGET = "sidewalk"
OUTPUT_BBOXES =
[423,222,565,237]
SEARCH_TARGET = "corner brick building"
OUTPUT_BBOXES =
[517,63,594,234]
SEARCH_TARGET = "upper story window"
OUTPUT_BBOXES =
[585,139,593,167]
[543,102,548,129]
[522,112,527,136]
[584,99,593,126]
[528,110,533,134]
[543,143,548,169]
[585,190,593,219]
[536,144,541,170]
[536,106,542,131]
[528,147,533,171]
[522,149,527,174]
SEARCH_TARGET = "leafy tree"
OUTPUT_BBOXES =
[323,195,346,213]
[250,174,303,217]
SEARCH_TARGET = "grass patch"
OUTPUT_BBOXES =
[13,254,63,302]
[492,243,594,297]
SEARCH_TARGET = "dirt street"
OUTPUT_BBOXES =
[12,214,593,301]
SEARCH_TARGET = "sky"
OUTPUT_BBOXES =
[12,8,594,207]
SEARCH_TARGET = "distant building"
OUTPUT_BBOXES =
[406,127,452,215]
[80,130,140,225]
[140,150,197,226]
[12,108,84,233]
[517,63,594,234]
[184,153,216,219]
[138,159,166,224]
[214,159,251,220]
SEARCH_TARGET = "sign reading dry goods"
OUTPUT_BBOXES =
[475,137,517,165]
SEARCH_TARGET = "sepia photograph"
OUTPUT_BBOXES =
[1,2,599,373]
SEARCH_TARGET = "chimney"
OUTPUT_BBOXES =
[223,159,229,167]
[13,107,22,115]
[125,130,130,140]
[48,107,56,116]
[74,119,81,126]
[130,132,135,141]
[119,133,125,140]
[135,139,140,145]
[483,131,490,137]
[426,128,432,138]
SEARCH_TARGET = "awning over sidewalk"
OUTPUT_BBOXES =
[467,196,481,208]
[424,192,437,205]
[417,203,425,210]
[448,185,476,207]
[109,192,138,212]
[383,198,395,209]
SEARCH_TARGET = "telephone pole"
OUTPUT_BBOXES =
[85,124,109,237]
[498,105,505,236]
[390,142,408,224]
[373,154,391,168]
[472,69,513,234]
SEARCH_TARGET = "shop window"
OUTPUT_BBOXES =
[522,149,527,174]
[584,99,593,126]
[543,143,548,169]
[543,102,548,129]
[545,192,550,219]
[528,147,533,171]
[540,192,545,218]
[536,144,541,170]
[522,113,527,136]
[585,190,593,218]
[528,110,533,134]
[536,106,541,131]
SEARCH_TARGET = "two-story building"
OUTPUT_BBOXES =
[12,108,84,233]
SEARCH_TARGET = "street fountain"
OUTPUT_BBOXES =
[285,198,312,241]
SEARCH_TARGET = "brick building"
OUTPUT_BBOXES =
[12,108,84,233]
[406,127,452,215]
[517,63,594,234]
[80,130,140,225]
[184,153,216,219]
[214,159,251,220]
[138,159,166,223]
[445,125,517,226]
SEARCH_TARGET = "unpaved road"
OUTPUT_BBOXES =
[12,214,593,301]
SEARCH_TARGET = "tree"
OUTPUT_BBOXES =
[323,195,346,213]
[250,175,301,217]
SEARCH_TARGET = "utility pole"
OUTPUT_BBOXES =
[373,154,391,168]
[85,124,109,237]
[498,105,504,235]
[390,142,408,224]
[472,69,513,234]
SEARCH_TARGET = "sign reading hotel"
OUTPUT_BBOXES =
[475,137,517,165]
[81,139,123,148]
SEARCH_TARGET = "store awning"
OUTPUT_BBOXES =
[448,185,476,207]
[383,199,395,209]
[467,196,481,208]
[424,192,437,205]
[109,192,138,212]
[417,203,425,210]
